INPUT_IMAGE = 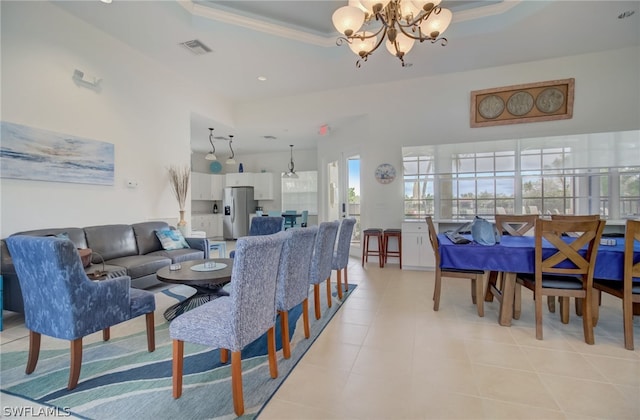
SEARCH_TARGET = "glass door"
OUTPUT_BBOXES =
[346,155,361,253]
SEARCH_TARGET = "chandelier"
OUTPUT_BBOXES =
[332,0,453,67]
[282,145,298,178]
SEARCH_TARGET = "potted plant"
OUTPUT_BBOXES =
[168,165,190,234]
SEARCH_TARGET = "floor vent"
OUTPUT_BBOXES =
[180,39,212,55]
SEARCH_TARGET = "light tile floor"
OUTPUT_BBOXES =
[2,256,639,419]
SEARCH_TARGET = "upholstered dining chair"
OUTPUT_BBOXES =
[275,226,318,359]
[283,210,297,229]
[331,218,356,299]
[592,219,640,350]
[309,221,340,319]
[485,214,538,303]
[514,217,605,343]
[425,216,485,317]
[5,235,156,390]
[170,232,286,417]
[229,216,284,258]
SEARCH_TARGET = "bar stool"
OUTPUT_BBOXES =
[362,228,384,268]
[383,228,402,269]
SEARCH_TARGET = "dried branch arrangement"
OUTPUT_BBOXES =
[167,165,190,210]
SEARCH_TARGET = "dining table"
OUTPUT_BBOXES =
[437,233,640,326]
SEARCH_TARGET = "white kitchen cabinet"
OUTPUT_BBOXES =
[211,174,225,200]
[402,222,435,270]
[191,172,212,200]
[211,214,223,238]
[225,172,254,187]
[253,172,274,200]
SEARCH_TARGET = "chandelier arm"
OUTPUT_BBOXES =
[405,5,439,28]
[358,25,388,60]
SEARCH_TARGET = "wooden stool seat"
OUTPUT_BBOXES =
[383,229,402,269]
[362,229,384,268]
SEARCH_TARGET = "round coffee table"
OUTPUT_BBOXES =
[156,258,233,321]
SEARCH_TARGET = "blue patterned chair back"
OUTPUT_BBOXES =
[332,218,356,270]
[227,232,286,349]
[250,216,284,235]
[5,236,137,340]
[309,221,339,285]
[276,226,318,311]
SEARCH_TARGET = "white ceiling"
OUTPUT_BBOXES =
[53,1,640,154]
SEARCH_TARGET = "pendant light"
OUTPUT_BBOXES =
[282,144,298,178]
[205,128,217,161]
[225,135,236,165]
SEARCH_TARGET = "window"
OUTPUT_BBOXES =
[281,171,318,214]
[402,130,640,220]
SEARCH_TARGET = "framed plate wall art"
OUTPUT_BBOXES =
[375,163,396,184]
[470,78,574,128]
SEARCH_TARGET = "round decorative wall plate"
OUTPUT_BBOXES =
[375,163,396,184]
[209,161,222,173]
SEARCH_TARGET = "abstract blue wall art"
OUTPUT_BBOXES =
[0,121,114,185]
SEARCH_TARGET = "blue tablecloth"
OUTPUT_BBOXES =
[438,234,640,281]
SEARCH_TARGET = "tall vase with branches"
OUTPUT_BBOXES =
[168,165,190,233]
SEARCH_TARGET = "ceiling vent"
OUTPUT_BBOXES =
[180,39,212,55]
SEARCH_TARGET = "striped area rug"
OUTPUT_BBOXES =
[1,283,355,419]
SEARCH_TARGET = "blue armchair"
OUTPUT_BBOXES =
[332,218,356,299]
[170,232,286,416]
[275,226,318,358]
[5,236,156,390]
[309,221,340,319]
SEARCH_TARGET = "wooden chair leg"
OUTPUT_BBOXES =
[378,235,384,268]
[592,290,601,327]
[26,330,41,374]
[146,312,155,352]
[623,297,634,350]
[582,290,595,345]
[484,271,498,302]
[103,327,110,341]
[279,311,291,359]
[314,284,321,319]
[336,269,343,299]
[344,267,349,292]
[547,296,556,313]
[302,299,310,338]
[68,338,83,390]
[267,326,278,379]
[471,281,477,304]
[172,339,183,399]
[220,348,229,363]
[326,276,332,308]
[560,297,570,324]
[433,271,442,311]
[475,274,484,317]
[231,351,244,417]
[575,297,583,316]
[535,292,544,340]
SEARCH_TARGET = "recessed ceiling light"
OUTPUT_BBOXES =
[257,76,267,81]
[100,0,113,3]
[618,10,635,19]
[264,135,277,140]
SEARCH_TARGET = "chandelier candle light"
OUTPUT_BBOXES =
[332,0,453,67]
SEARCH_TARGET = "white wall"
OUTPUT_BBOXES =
[0,1,232,237]
[237,46,640,231]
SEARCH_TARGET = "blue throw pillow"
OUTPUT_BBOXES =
[155,228,189,251]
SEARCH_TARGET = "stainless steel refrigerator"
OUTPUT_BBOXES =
[223,187,256,240]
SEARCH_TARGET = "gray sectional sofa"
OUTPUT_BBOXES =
[1,221,209,314]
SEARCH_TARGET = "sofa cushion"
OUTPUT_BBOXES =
[84,225,138,261]
[11,227,88,249]
[105,255,171,279]
[148,248,205,263]
[155,227,189,250]
[132,221,168,255]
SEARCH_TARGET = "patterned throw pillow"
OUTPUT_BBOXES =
[155,228,189,250]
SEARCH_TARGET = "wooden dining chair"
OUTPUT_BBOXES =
[425,216,485,317]
[485,214,538,304]
[592,219,640,350]
[547,214,602,314]
[514,217,605,343]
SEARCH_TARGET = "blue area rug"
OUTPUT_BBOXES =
[1,283,356,419]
